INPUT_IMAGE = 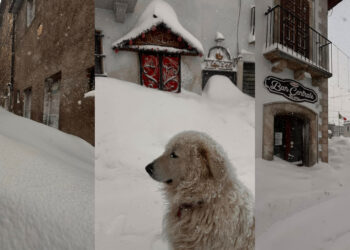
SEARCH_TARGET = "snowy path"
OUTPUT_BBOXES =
[256,137,350,250]
[0,108,94,250]
[95,76,255,250]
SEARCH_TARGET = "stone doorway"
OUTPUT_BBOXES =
[274,114,310,166]
[263,102,317,166]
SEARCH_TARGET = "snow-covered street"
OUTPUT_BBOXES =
[0,108,94,250]
[256,137,350,250]
[95,76,255,250]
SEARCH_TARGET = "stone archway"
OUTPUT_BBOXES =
[263,102,318,166]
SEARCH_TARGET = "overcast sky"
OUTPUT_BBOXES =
[328,0,350,124]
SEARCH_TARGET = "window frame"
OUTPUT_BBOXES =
[26,0,36,27]
[95,30,105,75]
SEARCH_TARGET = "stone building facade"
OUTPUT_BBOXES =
[0,0,95,145]
[256,0,342,166]
[0,0,13,110]
[95,0,255,95]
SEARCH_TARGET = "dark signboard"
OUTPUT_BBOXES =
[264,76,318,103]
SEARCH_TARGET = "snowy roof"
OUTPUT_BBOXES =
[112,0,204,55]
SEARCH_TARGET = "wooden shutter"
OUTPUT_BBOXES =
[161,55,180,92]
[141,53,160,89]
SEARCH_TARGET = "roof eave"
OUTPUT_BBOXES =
[113,45,200,56]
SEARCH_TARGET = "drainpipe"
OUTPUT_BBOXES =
[10,12,16,112]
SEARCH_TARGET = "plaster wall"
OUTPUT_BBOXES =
[95,0,254,93]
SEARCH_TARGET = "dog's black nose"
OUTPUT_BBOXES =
[145,163,154,176]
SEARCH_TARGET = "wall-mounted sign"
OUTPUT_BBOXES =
[264,76,318,103]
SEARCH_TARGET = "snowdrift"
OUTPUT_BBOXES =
[256,137,350,250]
[0,108,94,250]
[95,75,254,250]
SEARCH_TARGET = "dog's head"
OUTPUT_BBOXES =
[145,131,231,189]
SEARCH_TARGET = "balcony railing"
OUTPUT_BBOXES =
[264,5,332,77]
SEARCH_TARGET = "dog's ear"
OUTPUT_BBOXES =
[198,142,226,180]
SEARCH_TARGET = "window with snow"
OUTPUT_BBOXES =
[16,90,20,104]
[26,0,35,27]
[95,30,105,75]
[23,87,32,119]
[249,6,255,43]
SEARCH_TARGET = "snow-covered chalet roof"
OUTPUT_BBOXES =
[112,0,204,55]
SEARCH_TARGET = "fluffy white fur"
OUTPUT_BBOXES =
[146,131,254,250]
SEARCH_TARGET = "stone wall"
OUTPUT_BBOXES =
[11,0,95,144]
[0,0,13,109]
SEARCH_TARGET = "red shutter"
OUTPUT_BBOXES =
[161,55,180,92]
[141,54,160,89]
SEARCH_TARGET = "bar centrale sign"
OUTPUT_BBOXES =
[264,76,318,103]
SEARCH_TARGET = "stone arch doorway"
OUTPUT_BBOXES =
[263,102,318,166]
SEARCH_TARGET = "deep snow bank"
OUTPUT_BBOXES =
[0,108,94,250]
[256,137,350,250]
[95,76,254,250]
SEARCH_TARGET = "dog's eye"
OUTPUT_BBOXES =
[170,152,178,158]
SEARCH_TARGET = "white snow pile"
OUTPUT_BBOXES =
[95,75,254,250]
[84,90,95,98]
[112,0,204,54]
[0,108,94,250]
[256,137,350,250]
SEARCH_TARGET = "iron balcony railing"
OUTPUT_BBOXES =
[265,5,332,73]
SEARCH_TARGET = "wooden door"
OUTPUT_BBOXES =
[280,0,310,58]
[274,115,304,163]
[141,54,160,89]
[161,55,180,92]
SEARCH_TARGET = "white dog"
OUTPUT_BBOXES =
[145,131,254,250]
